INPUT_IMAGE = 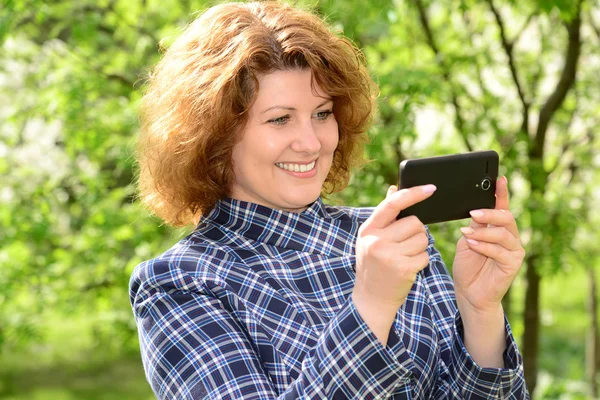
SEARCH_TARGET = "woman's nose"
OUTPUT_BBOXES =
[290,122,322,154]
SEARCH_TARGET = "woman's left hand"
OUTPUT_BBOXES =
[452,176,526,315]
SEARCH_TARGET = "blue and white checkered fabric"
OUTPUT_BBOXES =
[130,197,529,399]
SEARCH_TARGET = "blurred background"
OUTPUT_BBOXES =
[1,0,599,398]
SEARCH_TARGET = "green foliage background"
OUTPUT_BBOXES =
[1,0,599,398]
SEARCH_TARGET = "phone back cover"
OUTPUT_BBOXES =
[397,151,498,224]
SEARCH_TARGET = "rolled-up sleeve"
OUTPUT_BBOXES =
[446,313,528,399]
[424,235,529,399]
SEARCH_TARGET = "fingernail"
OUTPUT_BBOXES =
[460,227,474,235]
[422,184,437,193]
[470,210,484,218]
[503,176,508,184]
[466,239,479,245]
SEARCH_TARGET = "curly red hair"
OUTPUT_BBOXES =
[136,1,377,227]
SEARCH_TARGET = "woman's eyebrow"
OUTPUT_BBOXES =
[260,99,333,115]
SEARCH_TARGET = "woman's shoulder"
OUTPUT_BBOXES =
[128,232,242,296]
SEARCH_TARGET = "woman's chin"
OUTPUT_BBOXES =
[279,193,320,212]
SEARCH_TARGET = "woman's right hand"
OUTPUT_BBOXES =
[352,184,437,344]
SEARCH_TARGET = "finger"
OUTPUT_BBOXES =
[463,239,518,267]
[469,216,487,230]
[371,241,428,268]
[367,185,437,230]
[408,251,431,273]
[381,215,427,242]
[468,209,519,238]
[393,231,429,256]
[459,226,521,251]
[392,251,430,275]
[495,176,509,210]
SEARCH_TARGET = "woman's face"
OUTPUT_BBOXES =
[230,69,339,212]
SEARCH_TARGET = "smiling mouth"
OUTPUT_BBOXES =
[275,160,317,172]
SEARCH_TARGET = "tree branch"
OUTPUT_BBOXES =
[533,1,583,159]
[514,12,537,44]
[589,10,600,43]
[546,90,584,177]
[461,12,493,102]
[486,0,531,136]
[461,10,508,145]
[378,110,407,184]
[547,132,588,177]
[102,1,161,46]
[60,44,137,88]
[412,0,473,152]
[395,136,406,167]
[16,118,29,147]
[80,279,116,292]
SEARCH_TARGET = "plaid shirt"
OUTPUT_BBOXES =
[130,197,529,399]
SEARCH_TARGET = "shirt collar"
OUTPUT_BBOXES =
[197,197,359,256]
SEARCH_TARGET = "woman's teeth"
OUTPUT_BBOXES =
[275,160,316,172]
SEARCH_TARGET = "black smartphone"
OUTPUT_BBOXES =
[396,150,499,224]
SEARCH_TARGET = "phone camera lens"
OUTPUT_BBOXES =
[481,178,492,191]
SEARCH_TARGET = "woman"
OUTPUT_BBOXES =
[130,2,529,399]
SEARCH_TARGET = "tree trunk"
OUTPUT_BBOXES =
[588,264,599,398]
[523,254,540,395]
[522,7,582,396]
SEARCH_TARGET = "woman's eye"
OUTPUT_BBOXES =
[315,110,333,121]
[267,115,290,126]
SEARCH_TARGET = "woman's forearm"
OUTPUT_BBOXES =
[352,290,400,346]
[458,303,506,368]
